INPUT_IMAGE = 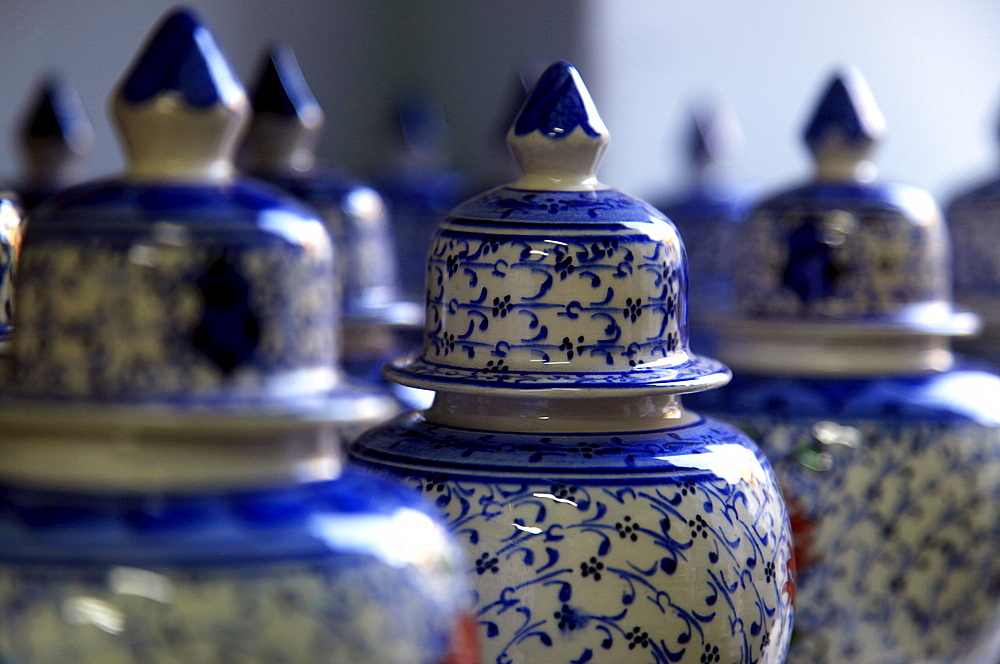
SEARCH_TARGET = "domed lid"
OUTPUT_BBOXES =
[722,67,976,375]
[17,73,94,207]
[384,61,730,397]
[7,8,390,421]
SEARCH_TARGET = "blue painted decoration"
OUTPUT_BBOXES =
[119,7,244,109]
[513,61,601,139]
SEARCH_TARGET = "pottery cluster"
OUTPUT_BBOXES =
[0,6,999,664]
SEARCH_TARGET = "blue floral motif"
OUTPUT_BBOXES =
[690,371,1000,664]
[424,225,685,375]
[351,415,794,664]
[736,182,947,321]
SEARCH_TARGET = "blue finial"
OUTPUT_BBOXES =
[804,67,886,149]
[394,92,447,156]
[513,61,602,139]
[687,100,741,168]
[250,43,321,122]
[119,7,244,109]
[22,74,93,151]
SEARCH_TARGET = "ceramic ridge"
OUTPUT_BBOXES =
[513,60,603,139]
[118,6,244,109]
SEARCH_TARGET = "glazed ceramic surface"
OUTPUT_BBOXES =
[0,466,467,664]
[0,196,22,347]
[689,371,1000,664]
[376,94,468,306]
[16,74,93,211]
[239,45,424,409]
[694,67,1000,664]
[945,176,1000,364]
[0,8,470,664]
[653,102,749,355]
[352,61,794,664]
[353,409,792,664]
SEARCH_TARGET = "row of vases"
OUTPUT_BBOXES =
[0,7,998,664]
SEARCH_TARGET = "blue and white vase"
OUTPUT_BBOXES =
[239,44,428,410]
[0,9,473,664]
[944,98,1000,365]
[375,92,469,310]
[652,100,751,356]
[15,74,94,212]
[351,61,794,664]
[689,67,1000,664]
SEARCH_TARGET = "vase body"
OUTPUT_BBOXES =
[689,369,1000,664]
[352,409,794,664]
[0,464,468,664]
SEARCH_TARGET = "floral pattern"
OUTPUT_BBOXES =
[13,238,336,402]
[735,184,947,319]
[351,415,794,664]
[691,372,1000,664]
[0,471,466,664]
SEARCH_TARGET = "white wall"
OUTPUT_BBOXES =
[585,0,1000,202]
[1,1,998,204]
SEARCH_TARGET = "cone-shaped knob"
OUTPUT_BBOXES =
[803,67,886,181]
[112,7,248,180]
[687,98,742,174]
[507,61,609,191]
[240,43,324,174]
[18,74,94,194]
[20,74,94,156]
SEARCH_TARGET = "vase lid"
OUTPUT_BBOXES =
[6,7,393,423]
[721,67,976,374]
[384,60,730,397]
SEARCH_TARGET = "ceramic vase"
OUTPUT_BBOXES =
[239,44,428,410]
[689,67,1000,664]
[944,98,1000,366]
[351,61,794,664]
[0,9,473,664]
[375,92,468,309]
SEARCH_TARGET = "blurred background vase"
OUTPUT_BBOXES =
[689,67,1000,664]
[239,43,428,410]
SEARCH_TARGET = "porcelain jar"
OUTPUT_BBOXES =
[0,9,472,664]
[351,61,794,664]
[239,44,426,409]
[944,101,1000,365]
[689,68,1000,664]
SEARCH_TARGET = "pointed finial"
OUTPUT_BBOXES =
[393,91,448,161]
[687,98,742,173]
[111,6,248,180]
[240,43,324,173]
[804,69,885,147]
[250,44,323,125]
[507,61,609,191]
[802,67,886,181]
[17,74,94,191]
